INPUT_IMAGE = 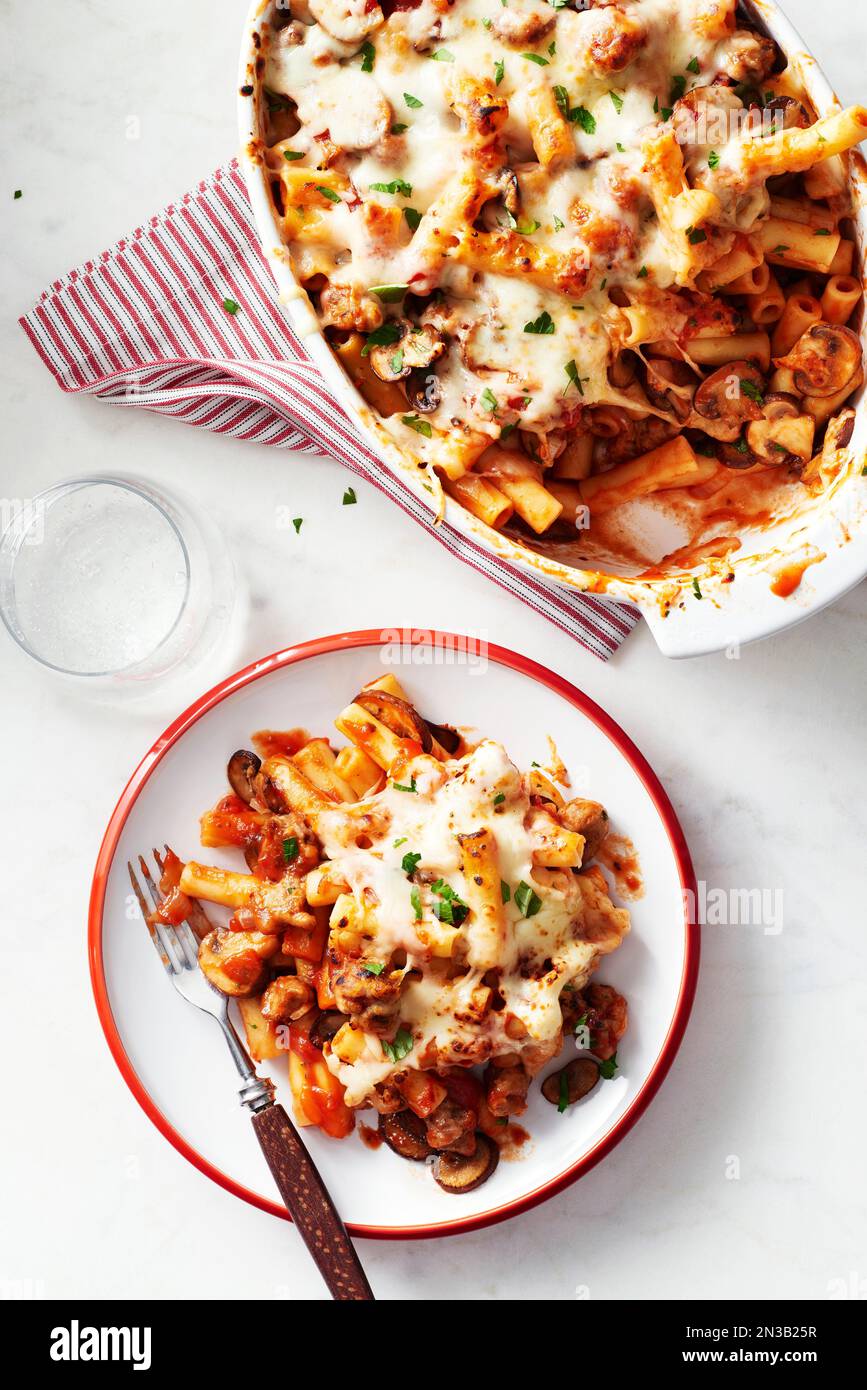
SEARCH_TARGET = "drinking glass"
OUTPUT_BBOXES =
[0,475,235,694]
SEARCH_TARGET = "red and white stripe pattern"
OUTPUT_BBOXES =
[20,161,639,660]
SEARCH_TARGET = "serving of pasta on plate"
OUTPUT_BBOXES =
[247,0,867,572]
[157,673,631,1194]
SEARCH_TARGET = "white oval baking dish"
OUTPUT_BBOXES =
[238,0,867,657]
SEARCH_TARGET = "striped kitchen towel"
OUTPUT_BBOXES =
[19,160,640,660]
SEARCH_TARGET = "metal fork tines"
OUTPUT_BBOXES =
[128,847,274,1108]
[128,850,200,977]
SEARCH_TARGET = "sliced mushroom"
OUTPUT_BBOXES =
[497,167,521,217]
[643,358,696,423]
[379,1108,433,1162]
[227,749,262,806]
[693,360,766,427]
[354,688,433,751]
[717,437,761,469]
[433,1133,499,1193]
[541,1058,600,1108]
[307,0,384,44]
[309,1010,346,1048]
[198,927,277,997]
[425,720,461,755]
[405,367,442,413]
[746,393,815,463]
[368,322,445,383]
[775,324,862,399]
[762,95,809,130]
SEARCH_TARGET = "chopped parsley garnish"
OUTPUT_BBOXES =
[390,123,408,135]
[359,41,375,73]
[514,880,543,918]
[13,189,22,199]
[282,150,304,162]
[481,386,499,414]
[670,74,687,104]
[361,322,402,356]
[370,178,412,197]
[557,1070,570,1113]
[404,207,422,232]
[410,885,423,921]
[637,265,649,278]
[222,298,240,315]
[653,96,659,114]
[616,142,625,152]
[501,880,511,903]
[707,149,720,170]
[393,774,418,793]
[493,792,506,806]
[382,1028,414,1063]
[553,215,565,231]
[430,879,469,927]
[740,379,764,405]
[430,48,455,62]
[342,487,357,505]
[401,851,422,876]
[292,517,303,534]
[393,837,407,848]
[661,106,673,121]
[282,836,299,862]
[570,106,596,134]
[401,413,432,437]
[563,359,587,396]
[362,961,385,976]
[404,92,423,108]
[609,90,624,114]
[814,228,832,236]
[390,350,404,374]
[686,56,701,75]
[524,310,555,335]
[599,1053,619,1080]
[521,52,549,66]
[773,244,790,254]
[687,226,707,245]
[369,282,409,302]
[494,59,505,86]
[315,185,341,203]
[692,577,703,600]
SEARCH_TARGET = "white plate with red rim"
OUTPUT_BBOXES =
[89,630,699,1238]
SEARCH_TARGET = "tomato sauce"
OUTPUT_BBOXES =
[770,551,826,597]
[252,728,310,759]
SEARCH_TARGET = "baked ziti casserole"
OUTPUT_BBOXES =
[155,675,630,1193]
[247,0,867,569]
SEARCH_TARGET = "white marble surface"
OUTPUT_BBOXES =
[1,0,866,1302]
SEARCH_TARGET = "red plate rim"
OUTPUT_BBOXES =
[89,628,699,1241]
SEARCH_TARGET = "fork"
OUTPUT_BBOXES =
[129,848,374,1301]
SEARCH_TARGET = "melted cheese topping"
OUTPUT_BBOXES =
[260,0,781,460]
[316,740,629,1106]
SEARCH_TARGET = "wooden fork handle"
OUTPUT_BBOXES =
[251,1103,374,1301]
